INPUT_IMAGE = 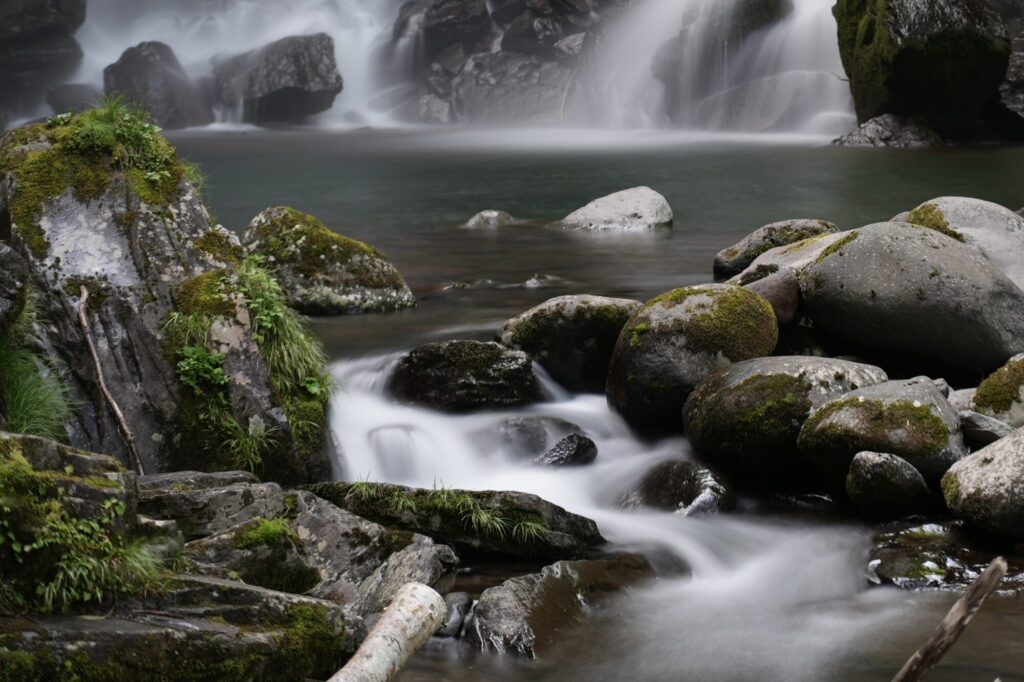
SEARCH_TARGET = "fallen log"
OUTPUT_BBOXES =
[892,556,1007,682]
[330,582,446,682]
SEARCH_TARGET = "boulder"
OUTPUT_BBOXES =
[533,433,598,467]
[502,14,564,56]
[499,294,642,392]
[972,353,1024,427]
[684,356,889,490]
[423,0,492,60]
[244,206,415,315]
[714,219,838,280]
[417,92,454,123]
[959,410,1014,448]
[832,114,941,147]
[305,481,606,560]
[798,222,1024,373]
[834,0,1011,138]
[942,427,1024,540]
[741,267,800,326]
[845,451,934,520]
[103,42,214,129]
[798,378,966,487]
[555,186,673,231]
[607,285,778,432]
[729,230,850,283]
[463,209,519,229]
[949,387,978,412]
[438,592,472,637]
[0,242,28,332]
[464,554,654,657]
[483,415,584,460]
[1003,30,1024,120]
[451,52,574,124]
[619,459,736,515]
[213,33,344,125]
[45,82,102,114]
[389,340,544,413]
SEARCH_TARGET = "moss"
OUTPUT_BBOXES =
[62,277,111,308]
[780,232,832,255]
[907,203,965,242]
[266,604,348,680]
[195,229,244,265]
[629,321,650,348]
[0,647,35,681]
[174,270,234,319]
[234,517,297,550]
[737,263,779,286]
[974,356,1024,414]
[814,231,859,265]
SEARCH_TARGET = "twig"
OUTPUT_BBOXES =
[78,286,144,476]
[892,556,1008,682]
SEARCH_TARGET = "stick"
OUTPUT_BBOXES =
[892,556,1007,682]
[329,582,446,682]
[78,286,144,476]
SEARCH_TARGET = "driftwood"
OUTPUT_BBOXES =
[892,556,1008,682]
[330,582,446,682]
[78,287,144,476]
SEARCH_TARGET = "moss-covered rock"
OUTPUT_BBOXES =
[244,206,414,315]
[846,451,935,521]
[714,219,838,280]
[606,284,778,432]
[973,352,1024,427]
[942,427,1024,541]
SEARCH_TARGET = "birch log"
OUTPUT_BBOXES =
[330,582,446,682]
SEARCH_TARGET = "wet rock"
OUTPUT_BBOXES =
[389,340,544,413]
[45,82,102,114]
[487,415,584,459]
[417,92,454,123]
[607,284,779,432]
[959,410,1014,448]
[684,356,888,490]
[0,243,28,332]
[438,591,473,637]
[244,206,414,315]
[533,433,598,467]
[742,267,801,326]
[306,481,606,560]
[451,52,575,124]
[103,42,214,129]
[423,0,492,60]
[137,470,260,492]
[832,114,941,148]
[798,378,967,487]
[798,222,1024,373]
[619,459,736,515]
[555,186,673,232]
[465,554,654,657]
[970,353,1024,428]
[213,33,344,125]
[846,451,934,521]
[463,209,519,229]
[714,219,838,280]
[949,387,978,412]
[943,427,1024,541]
[730,230,851,285]
[1004,30,1024,121]
[499,294,642,392]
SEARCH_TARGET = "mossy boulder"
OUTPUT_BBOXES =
[0,243,28,333]
[499,294,642,393]
[683,356,888,491]
[618,459,736,516]
[834,0,1011,139]
[846,451,934,521]
[606,284,778,432]
[728,230,851,285]
[943,427,1024,541]
[244,206,414,315]
[389,340,543,413]
[798,378,966,488]
[714,219,838,280]
[972,352,1024,427]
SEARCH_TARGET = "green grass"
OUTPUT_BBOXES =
[225,416,279,473]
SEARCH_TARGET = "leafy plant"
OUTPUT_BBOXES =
[175,346,229,407]
[64,96,175,179]
[162,311,212,352]
[225,416,278,473]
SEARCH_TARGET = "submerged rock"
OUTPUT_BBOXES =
[714,219,838,280]
[832,114,941,148]
[463,209,520,229]
[607,285,778,432]
[244,206,415,315]
[943,427,1024,541]
[846,451,934,521]
[533,433,598,467]
[485,415,585,460]
[619,459,736,516]
[555,187,673,232]
[499,294,642,393]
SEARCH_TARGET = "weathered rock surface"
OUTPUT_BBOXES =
[389,340,544,413]
[533,433,598,467]
[555,187,673,231]
[846,451,934,520]
[104,42,215,129]
[45,82,102,114]
[714,219,838,280]
[499,294,642,392]
[684,356,888,490]
[959,410,1014,448]
[607,284,778,432]
[832,114,941,148]
[464,554,654,657]
[619,459,736,515]
[943,427,1024,540]
[450,52,575,124]
[244,206,414,315]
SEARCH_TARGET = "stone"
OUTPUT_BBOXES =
[949,388,978,412]
[437,592,472,637]
[619,459,736,515]
[244,206,415,315]
[482,415,584,460]
[0,242,28,332]
[103,42,214,129]
[972,353,1024,427]
[959,410,1014,448]
[138,475,285,539]
[942,427,1024,540]
[45,82,102,114]
[533,433,598,467]
[423,0,492,60]
[1003,30,1024,121]
[417,92,453,123]
[499,294,642,392]
[832,114,941,147]
[451,52,575,124]
[555,186,673,231]
[845,451,934,520]
[742,267,801,326]
[463,209,519,229]
[714,219,839,280]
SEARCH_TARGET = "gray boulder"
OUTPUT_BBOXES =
[949,387,978,412]
[742,267,801,326]
[1004,30,1024,121]
[846,451,934,521]
[438,592,472,638]
[463,209,519,229]
[607,284,779,431]
[451,52,573,124]
[832,114,941,148]
[533,433,598,467]
[103,42,214,129]
[943,427,1024,540]
[45,82,102,113]
[484,415,584,460]
[972,353,1024,427]
[729,230,850,284]
[213,33,343,125]
[423,0,492,59]
[684,356,888,490]
[0,243,28,332]
[499,294,642,392]
[619,459,736,515]
[798,378,967,487]
[959,410,1014,448]
[555,186,673,231]
[714,219,838,279]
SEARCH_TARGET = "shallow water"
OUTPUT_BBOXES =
[172,128,1024,681]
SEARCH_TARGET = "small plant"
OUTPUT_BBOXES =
[225,416,278,473]
[64,96,175,180]
[512,518,548,544]
[175,346,229,407]
[466,506,509,540]
[162,311,212,350]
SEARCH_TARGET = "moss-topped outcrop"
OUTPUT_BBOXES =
[973,353,1024,426]
[244,206,415,315]
[714,219,838,280]
[942,427,1024,541]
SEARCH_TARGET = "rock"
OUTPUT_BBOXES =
[846,451,934,520]
[503,14,564,56]
[137,470,260,492]
[533,433,598,467]
[903,197,1024,289]
[714,219,839,280]
[742,267,801,326]
[484,415,584,460]
[619,459,736,515]
[438,592,472,637]
[959,410,1014,448]
[0,242,28,332]
[943,427,1024,540]
[103,42,214,129]
[1003,31,1024,121]
[555,186,673,232]
[417,92,454,123]
[463,209,519,229]
[499,294,642,392]
[305,481,606,560]
[835,0,1011,138]
[244,206,415,315]
[45,82,102,114]
[798,222,1024,373]
[607,284,778,432]
[729,230,850,284]
[972,353,1024,427]
[423,0,492,60]
[464,554,654,656]
[832,114,941,147]
[949,388,978,412]
[451,52,575,124]
[389,340,544,413]
[683,356,889,490]
[213,33,344,125]
[798,378,966,487]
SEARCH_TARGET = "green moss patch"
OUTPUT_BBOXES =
[974,356,1024,414]
[234,517,297,550]
[195,229,244,265]
[814,231,859,265]
[907,203,965,242]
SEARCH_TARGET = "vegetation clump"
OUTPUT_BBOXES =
[814,231,859,265]
[907,203,965,242]
[973,355,1024,414]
